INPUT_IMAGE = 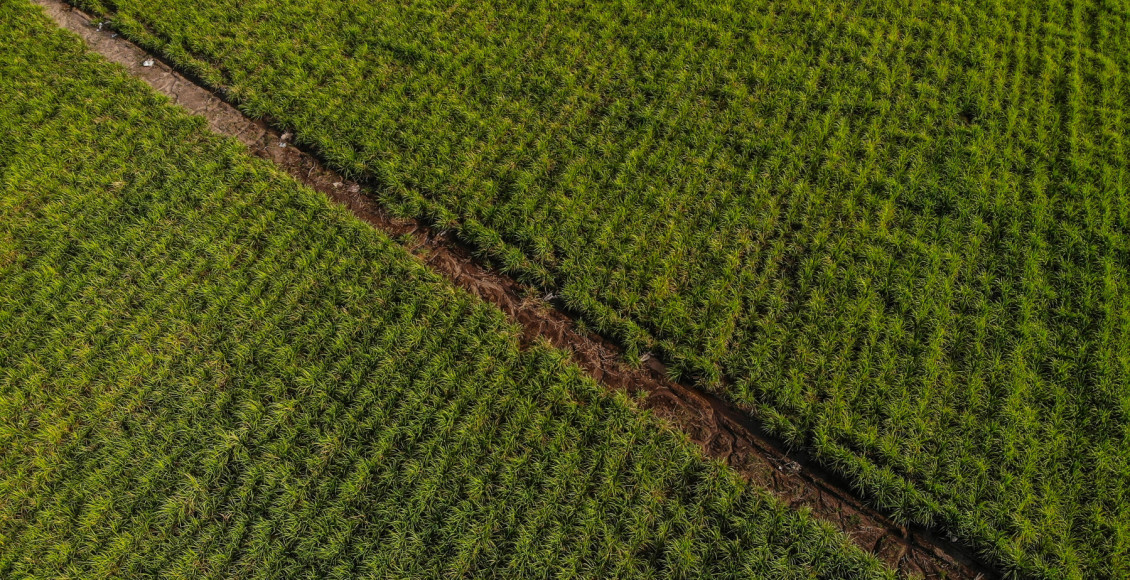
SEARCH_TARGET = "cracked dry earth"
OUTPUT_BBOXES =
[32,1,995,578]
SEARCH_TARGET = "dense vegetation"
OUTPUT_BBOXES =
[69,0,1130,575]
[0,4,892,577]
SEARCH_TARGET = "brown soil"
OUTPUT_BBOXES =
[33,1,995,577]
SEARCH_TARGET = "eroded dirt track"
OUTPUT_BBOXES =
[32,1,994,577]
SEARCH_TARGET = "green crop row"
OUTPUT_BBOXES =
[64,0,1130,576]
[0,3,893,577]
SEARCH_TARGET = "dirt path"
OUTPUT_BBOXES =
[32,1,994,577]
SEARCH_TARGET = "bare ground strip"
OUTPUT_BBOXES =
[30,1,995,577]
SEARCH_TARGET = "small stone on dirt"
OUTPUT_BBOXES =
[775,458,801,472]
[142,58,154,67]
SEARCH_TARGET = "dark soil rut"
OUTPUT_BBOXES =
[31,1,995,577]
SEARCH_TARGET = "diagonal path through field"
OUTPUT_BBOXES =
[25,1,998,577]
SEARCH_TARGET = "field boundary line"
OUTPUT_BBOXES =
[30,1,995,577]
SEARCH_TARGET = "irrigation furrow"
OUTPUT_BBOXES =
[31,1,995,577]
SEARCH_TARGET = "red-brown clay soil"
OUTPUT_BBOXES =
[32,1,995,577]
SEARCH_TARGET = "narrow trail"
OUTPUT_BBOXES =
[32,2,995,577]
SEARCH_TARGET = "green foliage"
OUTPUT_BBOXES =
[0,4,892,578]
[68,0,1130,576]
